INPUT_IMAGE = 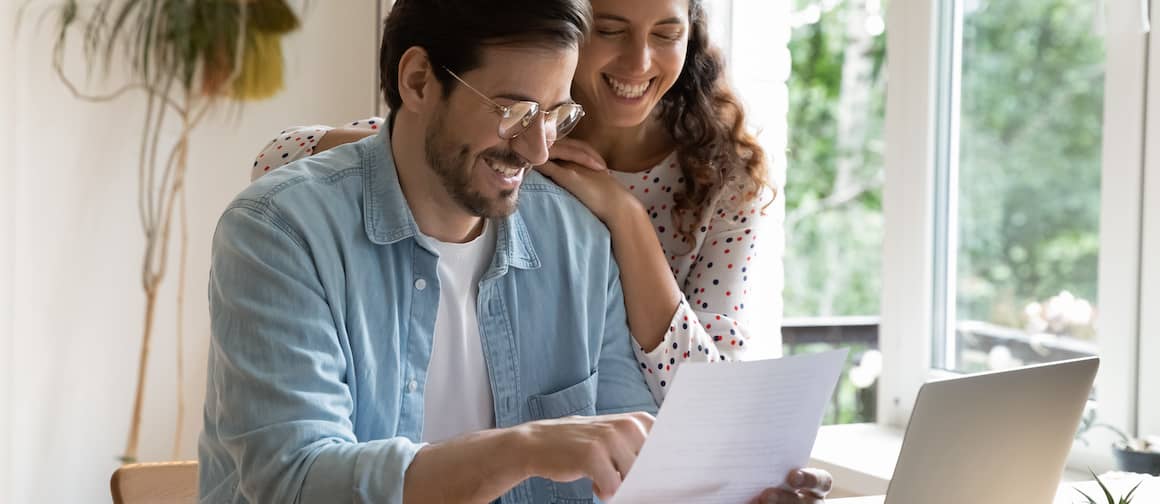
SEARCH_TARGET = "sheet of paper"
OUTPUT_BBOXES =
[610,349,849,503]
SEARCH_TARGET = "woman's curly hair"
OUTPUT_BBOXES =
[660,0,775,245]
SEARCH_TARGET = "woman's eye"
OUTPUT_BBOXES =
[597,29,625,37]
[654,32,683,42]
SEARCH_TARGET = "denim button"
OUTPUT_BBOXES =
[407,379,418,393]
[414,278,427,291]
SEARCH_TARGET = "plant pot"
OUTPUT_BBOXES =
[1113,444,1160,476]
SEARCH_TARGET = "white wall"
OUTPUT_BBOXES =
[1,1,17,498]
[2,2,377,502]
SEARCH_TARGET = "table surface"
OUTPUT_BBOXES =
[829,473,1158,504]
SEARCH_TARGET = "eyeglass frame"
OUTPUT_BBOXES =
[440,65,585,142]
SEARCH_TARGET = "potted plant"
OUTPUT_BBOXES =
[25,0,302,463]
[1076,409,1160,476]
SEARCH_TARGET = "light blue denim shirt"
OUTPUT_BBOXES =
[198,128,658,504]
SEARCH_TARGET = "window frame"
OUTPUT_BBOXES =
[1138,0,1160,438]
[877,0,942,428]
[879,0,1156,467]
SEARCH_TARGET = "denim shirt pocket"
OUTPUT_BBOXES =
[527,370,600,503]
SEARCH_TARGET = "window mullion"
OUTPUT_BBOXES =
[878,0,942,428]
[1095,0,1150,442]
[1138,9,1159,438]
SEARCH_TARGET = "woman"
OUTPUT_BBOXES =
[258,0,774,401]
[256,1,828,501]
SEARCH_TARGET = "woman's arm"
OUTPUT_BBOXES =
[250,118,382,181]
[630,189,773,401]
[537,155,773,402]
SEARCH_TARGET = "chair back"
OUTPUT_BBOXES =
[110,461,198,504]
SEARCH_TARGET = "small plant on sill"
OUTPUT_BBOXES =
[1075,470,1142,504]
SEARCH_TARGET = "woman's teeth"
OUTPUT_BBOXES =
[485,157,523,177]
[605,75,650,99]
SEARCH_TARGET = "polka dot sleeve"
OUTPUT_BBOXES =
[632,187,772,403]
[250,118,384,182]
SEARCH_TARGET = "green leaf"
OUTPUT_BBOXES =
[1074,488,1099,504]
[1090,469,1116,504]
[1121,480,1142,504]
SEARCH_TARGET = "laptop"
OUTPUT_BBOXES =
[865,356,1099,504]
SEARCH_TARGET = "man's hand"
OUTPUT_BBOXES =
[515,412,655,501]
[750,468,834,504]
[404,412,655,504]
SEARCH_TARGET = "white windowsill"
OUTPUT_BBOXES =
[810,423,1095,498]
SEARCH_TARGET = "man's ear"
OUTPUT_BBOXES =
[397,46,440,114]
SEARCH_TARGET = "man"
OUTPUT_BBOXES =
[199,0,830,502]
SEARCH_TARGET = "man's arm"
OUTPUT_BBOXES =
[595,256,661,416]
[403,412,653,503]
[207,206,425,502]
[207,206,657,503]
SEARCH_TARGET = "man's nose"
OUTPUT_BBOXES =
[510,117,552,166]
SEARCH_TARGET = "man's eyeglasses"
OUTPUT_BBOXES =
[442,66,585,143]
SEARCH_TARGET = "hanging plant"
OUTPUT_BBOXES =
[31,0,302,464]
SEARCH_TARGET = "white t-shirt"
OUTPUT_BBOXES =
[420,220,498,443]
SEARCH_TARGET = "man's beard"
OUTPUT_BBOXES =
[424,106,525,218]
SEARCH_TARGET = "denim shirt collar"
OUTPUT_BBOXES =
[359,126,541,274]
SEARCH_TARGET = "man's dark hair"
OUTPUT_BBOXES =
[379,0,591,116]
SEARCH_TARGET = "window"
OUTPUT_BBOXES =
[765,0,889,425]
[879,0,1157,469]
[936,0,1104,374]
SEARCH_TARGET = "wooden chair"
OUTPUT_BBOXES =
[110,461,198,504]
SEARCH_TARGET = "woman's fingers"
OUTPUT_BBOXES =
[549,138,607,171]
[789,468,833,496]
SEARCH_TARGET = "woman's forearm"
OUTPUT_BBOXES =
[606,200,683,352]
[315,127,378,153]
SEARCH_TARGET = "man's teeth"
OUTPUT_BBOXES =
[605,76,650,99]
[486,158,522,177]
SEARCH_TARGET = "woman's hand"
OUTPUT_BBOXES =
[750,469,834,504]
[549,138,608,172]
[536,139,639,222]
